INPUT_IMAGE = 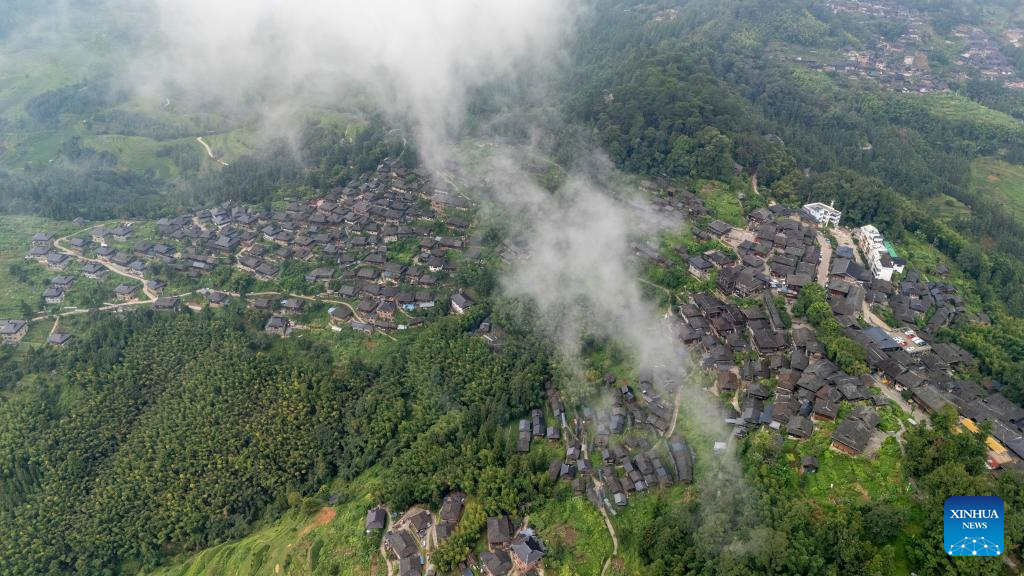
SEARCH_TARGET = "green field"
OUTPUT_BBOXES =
[795,430,910,506]
[0,215,80,318]
[531,489,615,575]
[695,180,746,227]
[970,156,1024,220]
[918,93,1024,133]
[921,193,971,223]
[148,470,386,576]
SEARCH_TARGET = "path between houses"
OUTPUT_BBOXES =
[815,232,832,288]
[598,503,620,576]
[572,414,620,576]
[663,375,686,440]
[876,378,930,427]
[861,301,892,332]
[378,507,394,576]
[196,137,229,166]
[201,290,398,341]
[48,227,402,342]
[53,225,159,301]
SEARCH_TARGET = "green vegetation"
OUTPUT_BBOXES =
[970,156,1024,220]
[942,314,1024,404]
[569,0,1024,316]
[917,92,1024,133]
[0,303,554,573]
[530,488,614,575]
[799,434,909,504]
[0,215,78,317]
[150,470,384,576]
[1,1,1023,575]
[694,180,745,226]
[792,283,869,375]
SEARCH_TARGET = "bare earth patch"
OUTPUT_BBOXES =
[854,483,870,503]
[554,524,578,548]
[299,507,337,538]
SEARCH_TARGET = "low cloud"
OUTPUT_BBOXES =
[132,0,574,164]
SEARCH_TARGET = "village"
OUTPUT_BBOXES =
[9,158,483,347]
[785,0,1023,93]
[360,183,1020,575]
[662,193,1023,468]
[6,168,1024,575]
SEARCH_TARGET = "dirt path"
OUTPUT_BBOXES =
[48,226,400,342]
[876,378,930,426]
[378,509,394,576]
[196,137,229,166]
[862,302,893,331]
[599,506,620,576]
[662,376,686,440]
[815,232,832,287]
[639,278,675,315]
[573,418,620,576]
[53,226,158,301]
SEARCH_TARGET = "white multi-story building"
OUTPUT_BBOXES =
[802,201,842,227]
[857,224,905,281]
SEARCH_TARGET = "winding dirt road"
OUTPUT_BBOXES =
[53,226,158,301]
[196,137,230,167]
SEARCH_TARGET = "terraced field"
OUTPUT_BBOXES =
[971,156,1024,220]
[148,471,385,576]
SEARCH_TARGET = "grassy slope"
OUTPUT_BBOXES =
[918,92,1024,133]
[531,488,615,575]
[695,180,746,227]
[970,156,1024,220]
[0,16,252,178]
[147,470,385,576]
[0,215,79,317]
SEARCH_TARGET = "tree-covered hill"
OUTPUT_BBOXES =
[0,304,553,574]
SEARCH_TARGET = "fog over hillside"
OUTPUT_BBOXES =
[131,0,574,164]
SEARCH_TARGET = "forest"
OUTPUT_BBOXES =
[0,302,555,574]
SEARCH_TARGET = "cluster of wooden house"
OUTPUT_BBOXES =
[370,496,546,576]
[146,159,477,333]
[595,434,688,509]
[664,192,1024,467]
[675,283,892,455]
[480,516,545,576]
[882,270,978,334]
[731,207,822,296]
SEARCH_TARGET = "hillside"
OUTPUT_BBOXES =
[0,1,1023,576]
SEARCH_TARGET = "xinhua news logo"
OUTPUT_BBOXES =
[944,496,1004,557]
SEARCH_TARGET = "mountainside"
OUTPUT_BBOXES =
[0,1,1023,575]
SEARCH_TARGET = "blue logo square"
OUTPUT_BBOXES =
[944,496,1004,557]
